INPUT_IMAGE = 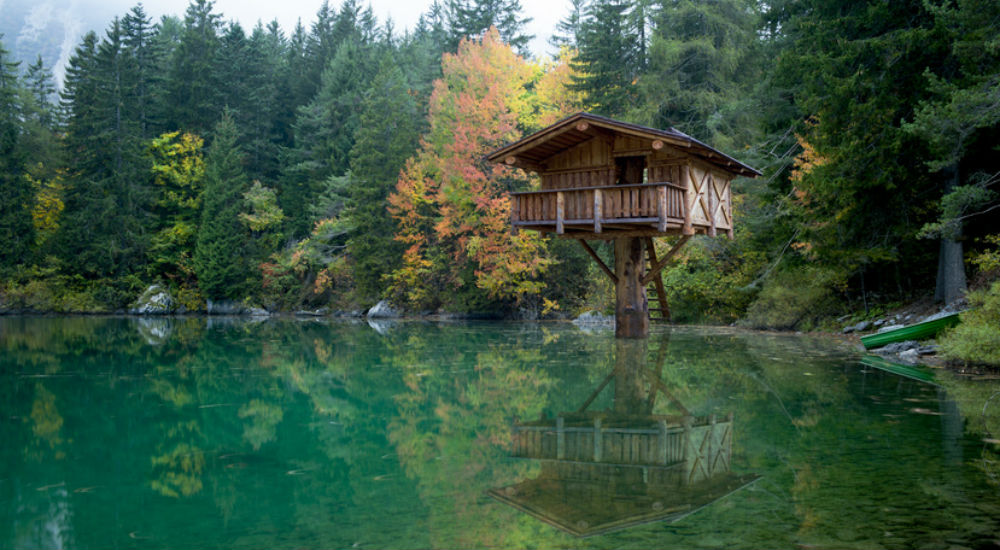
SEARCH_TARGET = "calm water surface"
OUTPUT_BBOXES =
[1,317,998,549]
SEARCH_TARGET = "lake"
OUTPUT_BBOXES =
[1,317,998,549]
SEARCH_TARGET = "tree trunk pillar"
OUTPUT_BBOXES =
[614,237,648,338]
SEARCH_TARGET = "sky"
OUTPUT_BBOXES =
[144,0,571,58]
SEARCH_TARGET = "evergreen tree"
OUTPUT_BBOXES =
[770,0,950,295]
[166,0,222,135]
[194,113,252,300]
[446,0,534,55]
[346,56,421,300]
[637,0,761,149]
[122,4,162,139]
[570,0,643,117]
[903,0,1000,303]
[281,37,378,236]
[550,0,587,49]
[56,19,154,278]
[0,37,34,270]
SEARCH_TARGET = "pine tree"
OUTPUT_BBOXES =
[346,56,420,300]
[570,0,643,117]
[281,36,378,236]
[638,0,761,149]
[549,0,587,49]
[194,113,252,300]
[166,0,222,135]
[446,0,534,55]
[0,36,34,270]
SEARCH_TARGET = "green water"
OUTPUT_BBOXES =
[1,317,998,549]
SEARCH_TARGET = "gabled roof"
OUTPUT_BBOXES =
[487,112,761,178]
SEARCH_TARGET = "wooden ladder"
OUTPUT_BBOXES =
[644,237,671,322]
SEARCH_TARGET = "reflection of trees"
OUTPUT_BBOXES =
[2,318,1000,548]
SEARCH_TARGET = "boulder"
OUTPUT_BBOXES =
[877,323,905,334]
[130,285,174,315]
[367,300,400,319]
[842,320,871,334]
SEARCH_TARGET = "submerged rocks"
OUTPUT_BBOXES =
[206,299,271,316]
[572,310,614,326]
[366,300,400,319]
[130,285,175,315]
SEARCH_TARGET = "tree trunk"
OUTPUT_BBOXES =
[935,165,967,305]
[615,237,648,338]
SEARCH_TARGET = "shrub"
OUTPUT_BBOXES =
[939,280,1000,366]
[741,266,845,330]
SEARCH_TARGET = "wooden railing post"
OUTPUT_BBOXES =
[657,184,668,232]
[510,194,519,236]
[556,191,565,234]
[593,189,602,234]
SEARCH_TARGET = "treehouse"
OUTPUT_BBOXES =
[488,113,760,338]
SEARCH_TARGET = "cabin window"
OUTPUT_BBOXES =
[615,156,646,185]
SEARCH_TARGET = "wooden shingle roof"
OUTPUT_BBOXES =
[487,112,761,178]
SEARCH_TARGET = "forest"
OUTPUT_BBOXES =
[0,0,998,341]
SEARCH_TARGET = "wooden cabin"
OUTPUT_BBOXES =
[487,113,760,240]
[489,113,760,338]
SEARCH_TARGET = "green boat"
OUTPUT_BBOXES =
[860,311,962,350]
[859,355,938,385]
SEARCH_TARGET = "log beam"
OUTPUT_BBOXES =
[641,235,691,286]
[577,239,617,284]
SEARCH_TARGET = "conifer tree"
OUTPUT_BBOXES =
[446,0,534,55]
[638,0,760,149]
[549,0,587,49]
[166,0,222,135]
[570,0,643,117]
[0,37,34,270]
[194,113,252,300]
[346,56,420,300]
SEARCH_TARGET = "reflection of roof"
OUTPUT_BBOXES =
[488,467,760,537]
[487,112,761,178]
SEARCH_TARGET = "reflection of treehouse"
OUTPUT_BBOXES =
[488,341,758,537]
[489,113,760,337]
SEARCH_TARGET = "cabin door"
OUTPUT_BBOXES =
[616,155,646,185]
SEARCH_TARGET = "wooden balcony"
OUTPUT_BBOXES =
[511,181,729,238]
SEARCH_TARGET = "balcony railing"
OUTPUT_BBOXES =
[510,182,688,235]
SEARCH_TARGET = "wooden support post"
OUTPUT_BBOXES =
[681,165,694,236]
[593,190,602,233]
[556,191,565,234]
[556,416,565,460]
[657,185,668,232]
[614,238,648,338]
[593,418,602,462]
[577,240,617,284]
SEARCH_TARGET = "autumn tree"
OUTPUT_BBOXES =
[387,27,552,310]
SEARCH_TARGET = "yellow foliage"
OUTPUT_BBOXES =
[28,169,66,243]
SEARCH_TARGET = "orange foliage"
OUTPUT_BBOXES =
[387,28,583,308]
